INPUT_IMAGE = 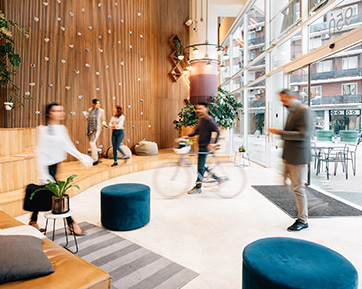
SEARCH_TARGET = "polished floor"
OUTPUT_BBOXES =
[17,160,362,289]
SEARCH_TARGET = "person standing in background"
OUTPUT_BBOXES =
[109,105,128,167]
[269,89,312,232]
[83,99,107,165]
[32,102,93,235]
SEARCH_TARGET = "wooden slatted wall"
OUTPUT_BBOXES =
[1,0,189,152]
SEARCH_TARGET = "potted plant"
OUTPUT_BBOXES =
[173,103,199,131]
[238,145,246,152]
[0,11,31,109]
[30,174,79,214]
[209,87,243,129]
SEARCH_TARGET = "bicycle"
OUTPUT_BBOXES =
[153,140,248,198]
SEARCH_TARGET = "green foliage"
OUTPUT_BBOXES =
[30,174,79,199]
[185,138,194,145]
[238,145,246,152]
[0,11,30,107]
[209,87,243,129]
[173,103,199,131]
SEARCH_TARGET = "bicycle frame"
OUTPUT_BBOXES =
[176,152,227,185]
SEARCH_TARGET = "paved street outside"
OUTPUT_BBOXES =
[233,135,362,207]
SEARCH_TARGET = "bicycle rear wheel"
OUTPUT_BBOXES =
[207,161,247,198]
[153,162,193,197]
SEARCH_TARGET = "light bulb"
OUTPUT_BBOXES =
[178,54,184,60]
[186,63,192,70]
[192,47,199,55]
[206,61,212,68]
[223,53,229,60]
[216,47,223,55]
[220,65,226,71]
[183,69,188,75]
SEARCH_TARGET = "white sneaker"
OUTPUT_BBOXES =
[187,186,202,194]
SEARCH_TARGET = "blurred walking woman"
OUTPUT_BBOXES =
[109,105,127,167]
[32,102,93,234]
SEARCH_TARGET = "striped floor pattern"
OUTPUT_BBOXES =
[49,222,198,289]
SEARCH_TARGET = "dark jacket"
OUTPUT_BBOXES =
[281,101,312,165]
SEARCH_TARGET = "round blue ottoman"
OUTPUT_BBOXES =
[101,183,150,231]
[242,237,358,289]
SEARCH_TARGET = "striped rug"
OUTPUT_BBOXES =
[49,222,198,289]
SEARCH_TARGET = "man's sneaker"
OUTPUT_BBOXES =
[187,186,202,194]
[287,219,308,232]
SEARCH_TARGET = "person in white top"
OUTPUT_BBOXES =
[109,105,128,167]
[83,99,107,165]
[31,103,93,235]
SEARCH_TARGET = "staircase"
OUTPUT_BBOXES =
[0,128,37,216]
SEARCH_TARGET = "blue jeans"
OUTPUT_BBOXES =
[112,129,125,162]
[196,147,209,188]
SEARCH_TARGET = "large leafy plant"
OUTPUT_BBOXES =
[30,174,79,199]
[173,103,199,131]
[0,11,31,107]
[209,87,243,129]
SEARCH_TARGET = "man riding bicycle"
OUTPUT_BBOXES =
[184,102,220,194]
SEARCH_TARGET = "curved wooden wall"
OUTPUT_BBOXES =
[1,0,189,151]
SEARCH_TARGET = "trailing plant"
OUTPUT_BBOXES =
[30,174,79,199]
[209,87,243,129]
[173,103,199,131]
[0,11,31,107]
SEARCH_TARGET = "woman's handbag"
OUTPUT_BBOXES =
[23,184,53,211]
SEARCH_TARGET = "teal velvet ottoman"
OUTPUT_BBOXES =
[101,183,150,231]
[242,237,358,289]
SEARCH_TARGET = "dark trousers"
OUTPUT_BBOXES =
[196,147,209,188]
[31,163,73,225]
[112,129,125,162]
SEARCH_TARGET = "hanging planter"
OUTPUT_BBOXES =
[4,101,13,110]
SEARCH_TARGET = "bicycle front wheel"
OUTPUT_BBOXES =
[208,161,247,198]
[153,162,193,198]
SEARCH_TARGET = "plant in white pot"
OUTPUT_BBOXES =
[30,174,79,214]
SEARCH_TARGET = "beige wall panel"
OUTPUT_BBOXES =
[2,0,189,152]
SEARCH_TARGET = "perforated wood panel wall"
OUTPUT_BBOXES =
[1,0,189,152]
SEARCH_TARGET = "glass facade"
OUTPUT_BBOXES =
[309,0,362,52]
[220,0,362,171]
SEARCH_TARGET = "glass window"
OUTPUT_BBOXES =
[309,0,329,16]
[231,71,244,92]
[270,0,301,44]
[220,38,231,84]
[270,30,302,70]
[342,56,358,69]
[246,78,266,164]
[246,0,265,65]
[342,83,357,95]
[310,37,322,50]
[246,56,265,84]
[317,60,332,72]
[231,24,244,75]
[308,43,362,107]
[309,0,362,52]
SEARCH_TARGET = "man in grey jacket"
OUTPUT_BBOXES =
[269,89,312,231]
